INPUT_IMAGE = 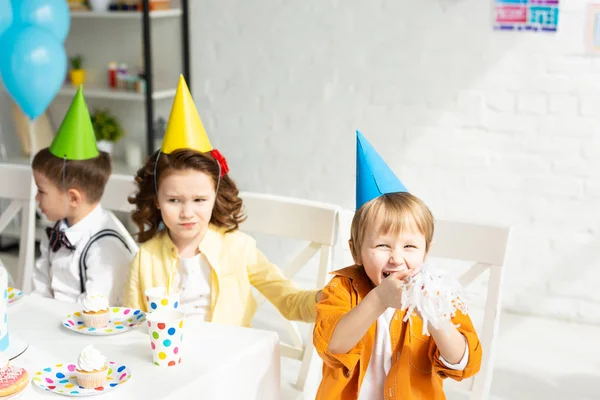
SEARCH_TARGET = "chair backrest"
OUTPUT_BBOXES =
[100,173,139,253]
[0,163,37,290]
[0,164,139,292]
[0,163,31,201]
[336,209,511,400]
[101,173,137,214]
[239,191,340,393]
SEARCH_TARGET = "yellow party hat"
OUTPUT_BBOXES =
[161,75,212,154]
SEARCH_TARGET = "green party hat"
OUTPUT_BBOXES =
[49,86,99,160]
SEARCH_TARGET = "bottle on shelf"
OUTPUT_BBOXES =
[137,0,171,11]
[117,63,128,89]
[136,72,146,94]
[108,62,118,88]
[111,0,138,11]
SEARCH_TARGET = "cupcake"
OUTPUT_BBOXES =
[75,345,108,389]
[82,293,110,328]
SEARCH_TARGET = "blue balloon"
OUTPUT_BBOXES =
[0,25,67,120]
[0,0,12,38]
[11,0,70,43]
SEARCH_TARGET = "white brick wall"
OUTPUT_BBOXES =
[0,0,597,324]
[191,0,600,323]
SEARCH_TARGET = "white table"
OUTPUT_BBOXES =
[7,296,281,399]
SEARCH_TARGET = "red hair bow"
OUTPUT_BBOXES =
[210,149,229,177]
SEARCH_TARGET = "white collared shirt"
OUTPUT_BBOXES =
[358,308,470,400]
[32,205,134,305]
[174,253,212,321]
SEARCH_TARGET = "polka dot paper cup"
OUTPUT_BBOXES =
[146,310,184,367]
[144,286,180,313]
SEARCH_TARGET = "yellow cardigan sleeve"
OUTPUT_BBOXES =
[123,249,146,311]
[247,246,319,322]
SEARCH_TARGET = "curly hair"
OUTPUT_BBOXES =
[129,149,245,243]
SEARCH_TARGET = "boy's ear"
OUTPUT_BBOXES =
[67,188,84,208]
[424,239,433,261]
[348,239,362,265]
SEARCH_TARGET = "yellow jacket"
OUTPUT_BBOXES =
[123,225,318,326]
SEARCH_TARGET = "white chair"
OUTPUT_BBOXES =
[239,192,340,395]
[0,162,38,291]
[0,163,139,293]
[336,210,511,400]
[100,173,139,253]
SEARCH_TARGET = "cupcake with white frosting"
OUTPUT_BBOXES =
[75,345,108,389]
[81,293,110,328]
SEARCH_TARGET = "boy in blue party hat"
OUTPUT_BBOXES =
[313,131,481,399]
[31,88,134,305]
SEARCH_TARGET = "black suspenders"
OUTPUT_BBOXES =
[78,229,132,294]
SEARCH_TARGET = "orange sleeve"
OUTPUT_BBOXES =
[429,310,482,381]
[313,276,363,373]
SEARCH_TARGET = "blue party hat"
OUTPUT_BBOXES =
[356,130,408,210]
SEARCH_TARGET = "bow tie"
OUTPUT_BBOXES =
[45,225,75,253]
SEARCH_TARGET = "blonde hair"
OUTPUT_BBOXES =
[349,192,435,263]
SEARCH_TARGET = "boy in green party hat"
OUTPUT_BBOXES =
[31,87,134,306]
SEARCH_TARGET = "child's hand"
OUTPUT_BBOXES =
[374,268,420,309]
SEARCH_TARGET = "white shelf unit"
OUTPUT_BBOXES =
[66,2,190,156]
[57,84,176,101]
[70,9,182,19]
[63,7,183,105]
[2,85,176,101]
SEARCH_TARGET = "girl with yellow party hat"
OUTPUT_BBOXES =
[123,76,321,324]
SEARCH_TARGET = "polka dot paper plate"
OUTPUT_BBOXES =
[61,308,146,336]
[7,287,23,305]
[31,361,131,397]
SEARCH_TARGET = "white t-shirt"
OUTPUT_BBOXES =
[174,253,212,321]
[358,308,396,400]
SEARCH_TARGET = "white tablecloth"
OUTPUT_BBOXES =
[7,296,281,399]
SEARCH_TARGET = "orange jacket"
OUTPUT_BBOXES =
[313,265,482,399]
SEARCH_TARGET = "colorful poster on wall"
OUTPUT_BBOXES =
[494,0,559,32]
[585,3,600,54]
